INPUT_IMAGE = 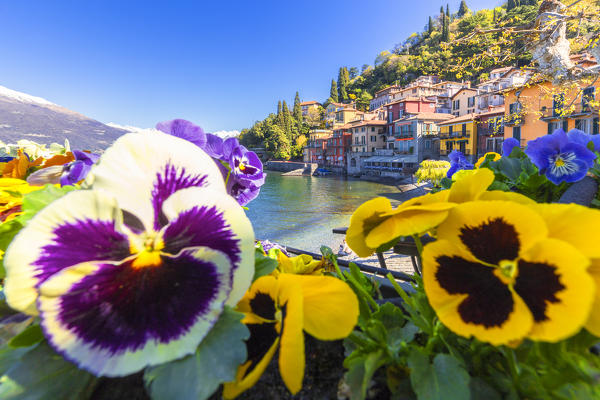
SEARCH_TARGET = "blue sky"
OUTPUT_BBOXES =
[0,0,502,134]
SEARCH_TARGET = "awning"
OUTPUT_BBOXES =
[395,138,414,141]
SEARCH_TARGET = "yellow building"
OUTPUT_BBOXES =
[504,80,600,145]
[438,114,478,161]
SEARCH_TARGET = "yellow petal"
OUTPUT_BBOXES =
[277,275,305,395]
[436,201,548,264]
[366,209,450,248]
[517,238,594,342]
[474,152,501,168]
[528,203,600,259]
[384,189,452,216]
[222,337,280,399]
[236,275,279,322]
[297,275,359,340]
[422,239,533,345]
[585,259,600,337]
[447,168,494,203]
[477,190,536,205]
[346,197,393,257]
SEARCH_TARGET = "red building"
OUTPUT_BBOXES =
[303,130,332,164]
[385,97,437,137]
[325,124,353,167]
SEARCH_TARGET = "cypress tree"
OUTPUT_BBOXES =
[440,6,444,14]
[338,67,349,103]
[428,16,433,34]
[446,4,450,18]
[330,79,339,103]
[277,100,282,115]
[507,0,516,10]
[293,91,302,125]
[282,100,292,138]
[349,67,359,79]
[458,0,469,17]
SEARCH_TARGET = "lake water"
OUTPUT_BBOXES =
[245,172,402,253]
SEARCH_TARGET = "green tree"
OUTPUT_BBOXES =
[458,1,469,17]
[507,0,516,10]
[293,91,302,125]
[277,100,282,116]
[349,67,359,79]
[338,67,349,102]
[428,16,434,34]
[446,4,450,18]
[329,79,339,103]
[282,100,292,138]
[266,125,291,160]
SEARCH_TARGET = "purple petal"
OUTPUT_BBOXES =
[151,163,207,230]
[226,179,260,206]
[501,138,520,156]
[33,219,130,284]
[203,134,225,160]
[562,142,597,168]
[163,205,241,266]
[73,150,100,165]
[156,119,207,148]
[222,137,240,161]
[61,160,91,186]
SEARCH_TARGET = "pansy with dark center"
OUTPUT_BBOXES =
[60,150,99,186]
[423,200,594,345]
[524,128,596,185]
[4,132,255,377]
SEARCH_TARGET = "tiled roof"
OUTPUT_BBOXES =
[437,113,478,125]
[403,112,454,121]
[300,101,320,106]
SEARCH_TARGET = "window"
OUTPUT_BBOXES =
[361,127,365,132]
[562,120,568,132]
[583,87,595,111]
[371,127,375,132]
[468,96,475,107]
[594,118,599,135]
[362,147,365,152]
[547,121,560,135]
[553,93,565,116]
[425,140,431,149]
[412,88,417,94]
[370,135,376,142]
[361,136,366,144]
[350,159,356,167]
[462,124,467,136]
[453,100,460,110]
[355,137,359,144]
[509,102,521,114]
[513,126,521,141]
[388,111,394,122]
[575,119,590,133]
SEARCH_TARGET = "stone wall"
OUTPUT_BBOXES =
[265,161,318,174]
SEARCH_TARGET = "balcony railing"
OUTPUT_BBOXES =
[478,126,504,136]
[440,149,472,156]
[541,102,598,119]
[440,130,472,139]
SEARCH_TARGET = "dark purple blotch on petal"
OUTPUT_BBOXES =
[53,251,224,353]
[163,205,241,266]
[151,163,207,230]
[34,219,130,284]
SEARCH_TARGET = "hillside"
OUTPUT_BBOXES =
[0,85,128,151]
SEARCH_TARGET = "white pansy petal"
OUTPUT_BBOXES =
[38,247,233,377]
[161,187,255,306]
[86,131,226,231]
[4,190,129,315]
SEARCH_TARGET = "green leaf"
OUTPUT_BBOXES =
[0,219,24,279]
[408,350,470,400]
[19,185,77,224]
[8,324,43,348]
[253,248,277,281]
[0,342,96,399]
[496,157,523,181]
[144,307,249,400]
[469,377,502,400]
[0,345,33,377]
[372,303,405,331]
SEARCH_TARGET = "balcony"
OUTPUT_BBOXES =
[440,130,472,139]
[440,149,472,156]
[478,126,504,137]
[541,102,598,120]
[503,113,522,126]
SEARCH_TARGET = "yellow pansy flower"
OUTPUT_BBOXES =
[525,203,600,337]
[223,274,358,398]
[346,168,501,257]
[474,152,501,168]
[0,178,44,222]
[423,200,594,345]
[276,252,324,276]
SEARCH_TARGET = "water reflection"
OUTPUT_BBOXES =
[245,172,401,252]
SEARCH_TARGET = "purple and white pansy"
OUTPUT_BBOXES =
[4,131,254,377]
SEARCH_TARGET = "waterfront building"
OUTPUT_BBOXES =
[385,97,436,139]
[300,101,321,116]
[503,79,600,146]
[350,120,387,153]
[438,114,478,162]
[450,88,479,117]
[303,129,332,164]
[325,124,353,169]
[476,107,505,158]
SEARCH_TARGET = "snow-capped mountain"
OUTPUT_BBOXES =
[0,85,128,151]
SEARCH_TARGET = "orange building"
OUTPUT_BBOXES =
[504,80,600,146]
